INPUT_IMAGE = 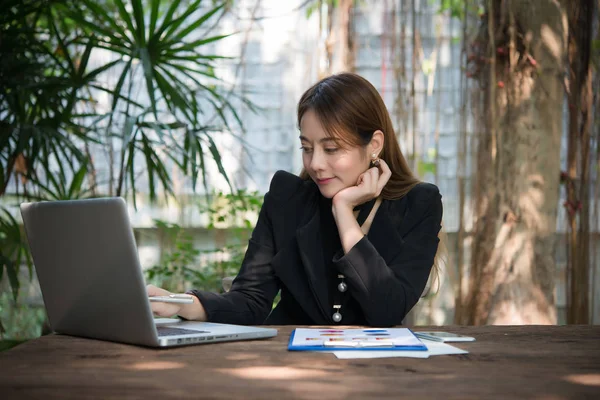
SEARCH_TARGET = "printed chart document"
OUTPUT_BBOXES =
[288,328,427,352]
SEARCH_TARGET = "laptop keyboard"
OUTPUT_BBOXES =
[156,326,209,336]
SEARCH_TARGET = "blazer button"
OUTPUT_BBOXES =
[337,282,347,292]
[332,312,342,322]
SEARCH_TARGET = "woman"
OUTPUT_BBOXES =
[148,72,443,326]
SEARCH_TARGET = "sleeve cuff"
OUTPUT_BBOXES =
[331,236,378,293]
[185,289,221,321]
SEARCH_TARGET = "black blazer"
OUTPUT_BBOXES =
[191,170,442,326]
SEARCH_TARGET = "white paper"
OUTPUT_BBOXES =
[333,339,468,359]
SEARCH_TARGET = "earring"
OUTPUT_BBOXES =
[370,153,380,168]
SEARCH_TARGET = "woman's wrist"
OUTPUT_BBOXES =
[331,198,353,221]
[332,202,365,253]
[332,194,356,211]
[179,296,207,321]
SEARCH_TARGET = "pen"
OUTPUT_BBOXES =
[414,333,444,342]
[148,294,194,304]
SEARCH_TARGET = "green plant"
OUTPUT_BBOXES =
[145,220,203,293]
[66,0,255,204]
[0,208,33,303]
[0,292,47,341]
[202,189,263,228]
[1,0,251,337]
[198,190,263,292]
[0,0,100,202]
[145,190,264,294]
[1,0,247,302]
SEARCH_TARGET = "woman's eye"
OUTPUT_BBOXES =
[300,146,313,153]
[324,148,339,154]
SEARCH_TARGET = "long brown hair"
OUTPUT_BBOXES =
[297,72,420,199]
[297,72,446,295]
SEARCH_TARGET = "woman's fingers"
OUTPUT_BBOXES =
[150,302,181,317]
[367,167,380,194]
[375,159,391,195]
[337,162,389,209]
[146,284,180,316]
[146,284,170,297]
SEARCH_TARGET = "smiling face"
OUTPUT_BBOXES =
[299,109,371,198]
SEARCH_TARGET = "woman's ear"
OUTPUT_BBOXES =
[369,130,385,157]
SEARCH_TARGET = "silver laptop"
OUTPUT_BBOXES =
[20,197,277,347]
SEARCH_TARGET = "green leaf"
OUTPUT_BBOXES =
[149,0,160,35]
[113,0,137,41]
[151,0,184,43]
[76,36,95,81]
[138,132,174,202]
[164,53,232,62]
[4,257,19,303]
[109,58,133,114]
[0,258,4,289]
[127,138,138,209]
[89,84,144,109]
[153,67,193,121]
[68,163,88,198]
[81,59,122,84]
[49,14,75,76]
[0,165,5,192]
[160,0,204,42]
[205,135,233,192]
[195,134,208,193]
[169,34,233,52]
[417,160,437,176]
[167,3,226,46]
[93,42,131,56]
[131,0,146,45]
[166,62,220,81]
[76,0,132,43]
[305,3,318,19]
[139,47,158,118]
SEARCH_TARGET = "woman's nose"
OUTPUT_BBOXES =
[310,150,325,171]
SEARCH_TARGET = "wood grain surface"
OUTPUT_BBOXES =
[1,325,599,399]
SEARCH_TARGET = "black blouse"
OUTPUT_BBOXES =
[319,195,377,324]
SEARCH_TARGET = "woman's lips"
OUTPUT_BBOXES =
[316,177,334,185]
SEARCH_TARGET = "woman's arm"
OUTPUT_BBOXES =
[333,189,443,326]
[185,171,303,325]
[332,161,391,253]
[187,190,280,325]
[149,191,279,325]
[331,205,365,253]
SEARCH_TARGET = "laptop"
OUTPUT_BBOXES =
[20,197,277,347]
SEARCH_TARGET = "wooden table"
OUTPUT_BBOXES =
[1,325,599,399]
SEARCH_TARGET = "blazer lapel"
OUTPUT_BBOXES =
[295,210,331,321]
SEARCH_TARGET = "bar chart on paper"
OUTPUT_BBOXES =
[288,328,428,351]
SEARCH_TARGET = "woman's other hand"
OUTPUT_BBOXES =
[332,159,391,210]
[147,284,183,317]
[146,284,207,320]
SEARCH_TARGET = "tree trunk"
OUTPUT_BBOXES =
[565,0,595,325]
[329,0,355,73]
[462,0,567,325]
[454,0,471,323]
